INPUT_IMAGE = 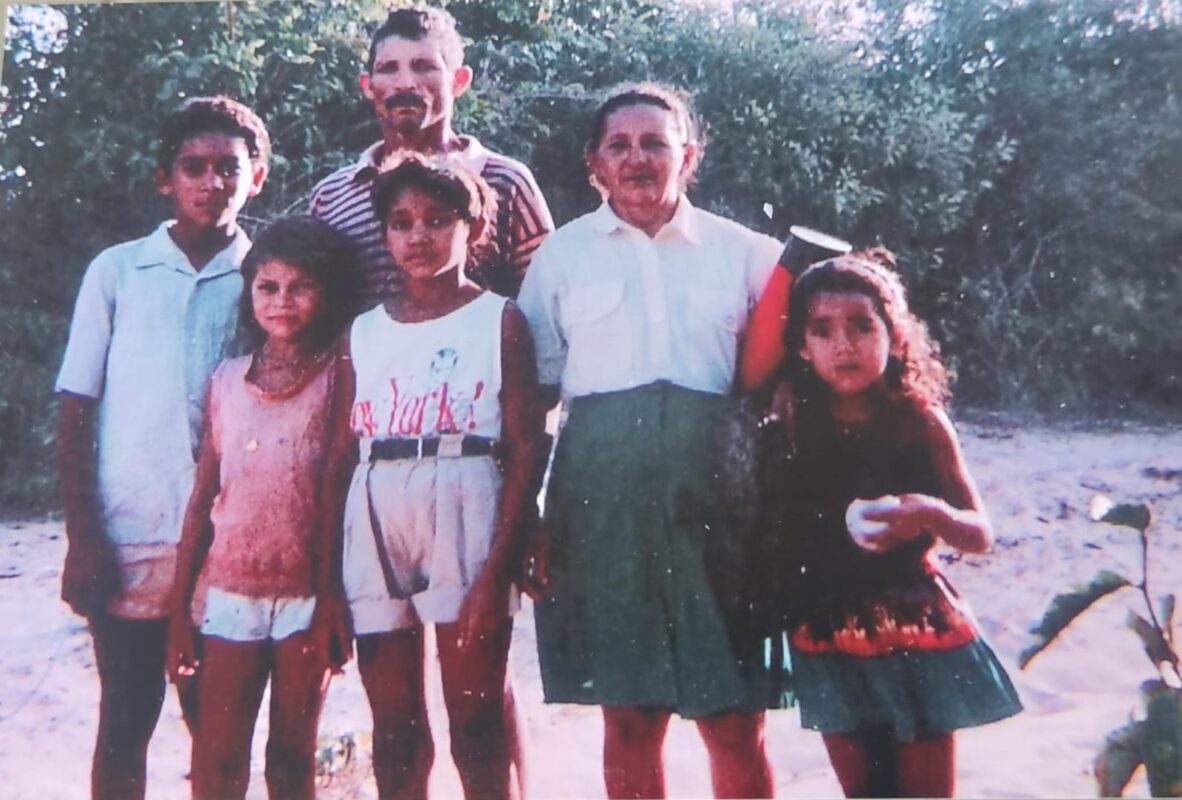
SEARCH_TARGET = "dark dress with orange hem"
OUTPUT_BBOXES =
[770,402,1021,741]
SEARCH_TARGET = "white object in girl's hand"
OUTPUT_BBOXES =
[846,495,902,552]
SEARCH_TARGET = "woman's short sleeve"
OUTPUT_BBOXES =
[517,238,567,387]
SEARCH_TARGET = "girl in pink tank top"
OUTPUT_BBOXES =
[167,216,359,800]
[340,153,540,800]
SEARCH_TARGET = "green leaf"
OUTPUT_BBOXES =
[1128,611,1181,677]
[1020,570,1133,669]
[1100,503,1153,533]
[1093,720,1143,798]
[1140,681,1182,798]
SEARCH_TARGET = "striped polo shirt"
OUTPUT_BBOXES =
[309,137,554,310]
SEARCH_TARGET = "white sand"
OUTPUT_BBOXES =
[1,421,1179,799]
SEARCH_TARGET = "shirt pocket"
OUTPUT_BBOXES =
[558,280,632,390]
[560,280,626,328]
[686,284,743,334]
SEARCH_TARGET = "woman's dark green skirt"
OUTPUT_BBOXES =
[535,382,778,719]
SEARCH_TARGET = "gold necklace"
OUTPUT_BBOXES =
[252,348,327,395]
[257,346,320,370]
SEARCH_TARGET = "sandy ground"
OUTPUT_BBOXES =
[1,420,1180,799]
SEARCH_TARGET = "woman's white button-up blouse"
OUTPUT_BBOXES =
[518,198,780,402]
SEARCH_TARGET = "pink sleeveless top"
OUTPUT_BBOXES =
[199,352,336,599]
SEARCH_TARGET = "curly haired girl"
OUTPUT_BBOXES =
[768,249,1021,798]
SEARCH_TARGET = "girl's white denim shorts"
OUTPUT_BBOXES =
[343,455,512,635]
[196,586,316,643]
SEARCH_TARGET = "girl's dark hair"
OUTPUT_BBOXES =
[238,215,360,351]
[156,96,271,172]
[585,82,704,183]
[783,247,950,412]
[370,151,496,249]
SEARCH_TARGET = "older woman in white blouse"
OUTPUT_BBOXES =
[518,83,781,799]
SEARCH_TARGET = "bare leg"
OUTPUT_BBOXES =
[823,733,872,798]
[823,729,896,798]
[437,619,513,800]
[357,629,432,800]
[504,679,526,799]
[89,613,169,800]
[896,733,955,798]
[601,706,672,800]
[176,670,199,736]
[190,637,270,800]
[696,711,772,798]
[265,632,329,800]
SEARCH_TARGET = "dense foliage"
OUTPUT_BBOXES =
[2,0,1180,511]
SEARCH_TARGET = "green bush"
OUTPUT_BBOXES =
[2,0,1180,513]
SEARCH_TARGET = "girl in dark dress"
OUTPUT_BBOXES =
[766,248,1021,798]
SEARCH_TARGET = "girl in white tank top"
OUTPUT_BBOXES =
[339,153,539,800]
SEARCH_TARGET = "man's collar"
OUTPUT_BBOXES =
[451,135,488,174]
[351,135,487,183]
[589,195,701,244]
[358,140,385,168]
[349,141,386,183]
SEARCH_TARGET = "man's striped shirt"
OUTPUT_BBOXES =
[309,138,554,310]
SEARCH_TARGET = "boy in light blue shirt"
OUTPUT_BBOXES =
[55,96,269,800]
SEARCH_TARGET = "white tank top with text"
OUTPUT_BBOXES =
[350,292,506,446]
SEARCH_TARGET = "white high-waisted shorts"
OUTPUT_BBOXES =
[343,454,505,635]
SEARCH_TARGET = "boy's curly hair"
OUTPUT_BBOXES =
[238,215,360,351]
[156,96,271,172]
[783,247,950,411]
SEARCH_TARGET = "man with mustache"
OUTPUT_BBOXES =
[310,6,554,309]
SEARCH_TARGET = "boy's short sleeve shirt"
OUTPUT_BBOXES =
[56,222,250,547]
